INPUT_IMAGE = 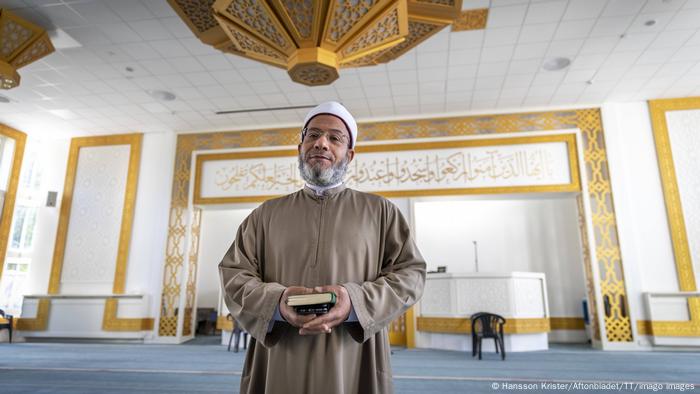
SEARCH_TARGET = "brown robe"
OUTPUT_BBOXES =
[219,184,426,394]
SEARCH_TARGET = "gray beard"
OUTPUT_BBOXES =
[298,151,350,187]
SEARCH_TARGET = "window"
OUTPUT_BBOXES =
[0,141,43,315]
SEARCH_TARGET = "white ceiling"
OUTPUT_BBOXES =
[1,0,700,139]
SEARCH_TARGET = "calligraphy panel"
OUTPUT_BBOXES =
[194,134,580,204]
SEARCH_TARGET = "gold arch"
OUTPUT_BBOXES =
[158,108,633,343]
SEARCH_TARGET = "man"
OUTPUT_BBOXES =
[219,101,426,394]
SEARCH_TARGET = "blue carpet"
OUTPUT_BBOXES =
[1,341,698,393]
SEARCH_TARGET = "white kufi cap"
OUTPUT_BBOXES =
[302,101,357,148]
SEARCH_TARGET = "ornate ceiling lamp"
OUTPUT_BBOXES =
[0,9,55,89]
[169,0,487,86]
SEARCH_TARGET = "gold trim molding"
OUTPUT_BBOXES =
[193,134,581,205]
[418,316,586,334]
[637,319,700,337]
[102,298,154,331]
[417,316,551,334]
[550,317,585,330]
[0,123,26,285]
[646,97,700,338]
[648,98,699,297]
[158,108,631,344]
[15,298,49,331]
[49,134,143,295]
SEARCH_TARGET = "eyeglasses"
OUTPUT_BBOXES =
[302,127,350,147]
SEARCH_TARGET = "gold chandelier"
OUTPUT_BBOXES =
[169,0,487,86]
[0,9,55,89]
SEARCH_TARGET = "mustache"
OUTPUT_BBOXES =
[304,150,333,161]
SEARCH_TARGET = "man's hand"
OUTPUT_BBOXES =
[279,286,317,328]
[299,285,352,335]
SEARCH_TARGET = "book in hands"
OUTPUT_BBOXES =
[286,292,336,315]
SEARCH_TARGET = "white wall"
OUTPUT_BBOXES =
[601,102,679,335]
[25,138,70,295]
[412,195,587,319]
[126,132,176,320]
[196,208,253,309]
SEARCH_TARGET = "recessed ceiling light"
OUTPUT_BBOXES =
[542,57,571,71]
[644,19,657,27]
[48,109,78,119]
[0,95,10,103]
[148,90,176,101]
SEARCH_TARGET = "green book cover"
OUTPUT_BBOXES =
[287,292,337,307]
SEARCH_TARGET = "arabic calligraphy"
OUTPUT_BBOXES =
[206,144,565,196]
[346,149,555,188]
[214,162,303,193]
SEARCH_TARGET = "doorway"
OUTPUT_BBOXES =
[412,193,590,344]
[194,207,254,344]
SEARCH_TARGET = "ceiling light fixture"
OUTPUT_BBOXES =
[48,109,78,119]
[168,0,488,86]
[0,8,56,89]
[542,57,571,71]
[148,90,177,101]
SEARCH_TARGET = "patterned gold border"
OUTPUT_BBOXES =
[550,317,585,330]
[102,298,154,331]
[19,134,151,332]
[159,108,631,344]
[417,316,551,334]
[645,97,700,337]
[637,319,700,337]
[193,134,581,205]
[647,97,700,338]
[48,134,143,295]
[648,97,698,292]
[0,124,27,284]
[15,298,49,331]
